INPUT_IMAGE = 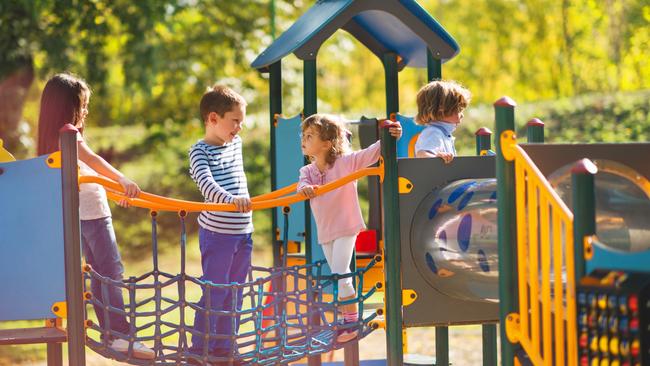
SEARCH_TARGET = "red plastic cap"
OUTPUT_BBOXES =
[475,127,493,136]
[527,118,545,127]
[494,96,517,107]
[59,124,79,133]
[571,158,598,175]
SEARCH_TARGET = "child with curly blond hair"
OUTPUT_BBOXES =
[297,114,401,343]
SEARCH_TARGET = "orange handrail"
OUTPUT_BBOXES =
[251,183,298,202]
[79,165,382,212]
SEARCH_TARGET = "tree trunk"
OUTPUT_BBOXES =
[606,0,625,90]
[0,65,35,158]
[561,0,577,95]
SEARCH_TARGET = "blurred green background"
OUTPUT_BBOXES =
[1,0,649,363]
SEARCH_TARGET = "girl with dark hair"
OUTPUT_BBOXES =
[37,73,154,359]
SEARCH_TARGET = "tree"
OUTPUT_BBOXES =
[0,0,287,158]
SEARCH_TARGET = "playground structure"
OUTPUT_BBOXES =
[494,111,650,366]
[1,1,650,366]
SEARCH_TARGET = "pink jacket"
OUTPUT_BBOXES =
[297,141,381,244]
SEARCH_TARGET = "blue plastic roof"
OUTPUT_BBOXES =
[251,0,459,72]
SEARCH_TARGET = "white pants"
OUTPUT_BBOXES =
[321,234,357,299]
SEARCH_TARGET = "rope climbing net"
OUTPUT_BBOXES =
[84,212,380,365]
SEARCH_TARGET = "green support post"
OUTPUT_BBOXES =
[474,126,497,366]
[427,48,442,81]
[47,342,62,366]
[526,118,545,143]
[427,48,450,364]
[382,52,403,366]
[475,127,492,156]
[495,96,518,366]
[571,159,597,281]
[269,61,282,269]
[435,327,449,366]
[482,325,498,366]
[303,58,317,265]
[60,124,86,366]
[303,58,321,366]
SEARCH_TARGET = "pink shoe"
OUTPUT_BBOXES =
[336,327,358,343]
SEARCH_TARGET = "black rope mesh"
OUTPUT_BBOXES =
[83,212,379,365]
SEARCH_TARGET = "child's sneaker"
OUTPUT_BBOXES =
[336,327,358,343]
[109,338,155,360]
[336,311,358,343]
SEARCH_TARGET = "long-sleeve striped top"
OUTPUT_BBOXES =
[188,136,253,234]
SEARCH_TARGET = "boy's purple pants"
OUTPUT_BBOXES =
[190,227,253,355]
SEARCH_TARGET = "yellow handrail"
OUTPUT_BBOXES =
[80,165,382,212]
[502,131,578,366]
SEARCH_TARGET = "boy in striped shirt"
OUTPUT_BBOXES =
[188,85,252,364]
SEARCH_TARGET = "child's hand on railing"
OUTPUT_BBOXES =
[298,185,318,199]
[232,196,252,212]
[117,176,141,198]
[380,120,403,140]
[436,151,454,164]
[388,123,402,140]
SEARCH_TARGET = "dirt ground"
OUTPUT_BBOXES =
[20,324,500,365]
[321,325,501,365]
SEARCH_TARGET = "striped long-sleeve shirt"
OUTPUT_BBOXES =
[188,136,253,234]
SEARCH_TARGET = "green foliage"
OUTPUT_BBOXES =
[2,0,649,255]
[452,90,650,156]
[516,90,650,143]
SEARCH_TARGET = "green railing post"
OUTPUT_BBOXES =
[269,61,282,269]
[475,126,497,366]
[571,159,597,281]
[526,118,545,143]
[427,48,442,81]
[382,52,403,366]
[495,96,518,366]
[60,124,86,366]
[475,127,493,155]
[303,58,321,366]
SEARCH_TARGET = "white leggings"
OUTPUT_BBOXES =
[321,234,357,299]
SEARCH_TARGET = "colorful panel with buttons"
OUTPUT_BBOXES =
[577,270,649,366]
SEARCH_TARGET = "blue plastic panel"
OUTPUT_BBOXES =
[587,244,650,273]
[352,8,448,67]
[0,155,65,321]
[395,114,425,158]
[274,115,309,243]
[273,115,328,276]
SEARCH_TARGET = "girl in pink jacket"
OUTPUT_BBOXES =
[297,114,401,343]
